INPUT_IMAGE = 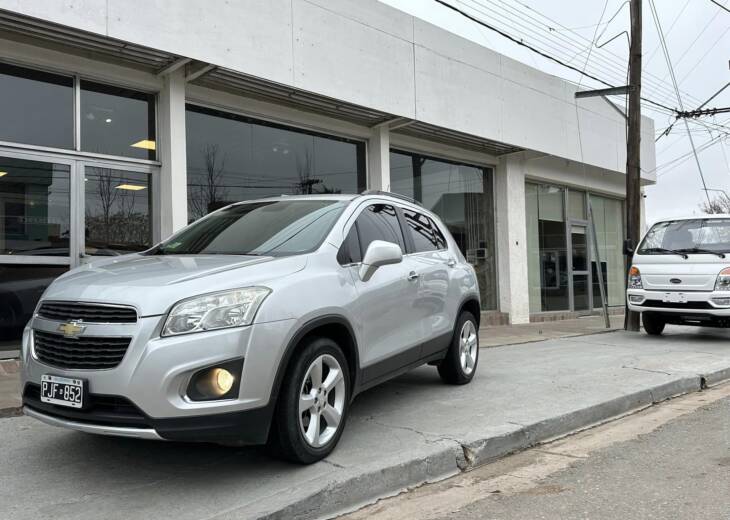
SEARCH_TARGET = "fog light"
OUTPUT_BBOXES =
[629,295,644,304]
[187,359,243,401]
[712,297,730,307]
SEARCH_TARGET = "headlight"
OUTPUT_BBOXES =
[628,266,643,289]
[162,287,271,337]
[715,267,730,292]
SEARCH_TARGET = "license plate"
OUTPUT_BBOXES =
[40,375,84,408]
[662,292,688,304]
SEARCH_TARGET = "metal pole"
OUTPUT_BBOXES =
[589,201,611,328]
[624,0,642,332]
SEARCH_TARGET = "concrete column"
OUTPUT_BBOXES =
[368,125,390,191]
[158,68,188,238]
[495,154,530,324]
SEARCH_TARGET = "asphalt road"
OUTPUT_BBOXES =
[345,385,730,520]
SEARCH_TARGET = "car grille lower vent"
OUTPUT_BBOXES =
[33,330,131,370]
[38,302,137,323]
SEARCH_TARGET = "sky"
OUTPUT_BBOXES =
[379,0,730,224]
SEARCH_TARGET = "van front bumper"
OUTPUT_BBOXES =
[20,313,296,444]
[627,289,730,326]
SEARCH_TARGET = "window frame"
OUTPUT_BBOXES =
[400,207,448,254]
[0,60,160,166]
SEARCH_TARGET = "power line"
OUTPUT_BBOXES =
[649,0,711,204]
[460,0,694,110]
[434,0,678,114]
[709,0,730,14]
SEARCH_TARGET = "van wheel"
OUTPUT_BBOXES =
[272,337,350,464]
[642,313,666,336]
[438,311,479,385]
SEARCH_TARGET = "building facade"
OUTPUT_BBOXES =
[0,0,656,345]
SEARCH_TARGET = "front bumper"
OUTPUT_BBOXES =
[20,313,296,444]
[627,289,730,327]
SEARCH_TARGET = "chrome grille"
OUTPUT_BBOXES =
[33,331,131,370]
[38,302,137,323]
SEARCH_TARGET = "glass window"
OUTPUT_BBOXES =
[0,63,74,149]
[80,81,156,160]
[403,209,446,252]
[337,224,362,265]
[390,150,497,309]
[568,190,586,221]
[355,204,405,254]
[151,199,345,257]
[84,167,151,255]
[590,195,625,307]
[0,264,68,342]
[639,218,730,253]
[0,156,70,256]
[185,105,365,221]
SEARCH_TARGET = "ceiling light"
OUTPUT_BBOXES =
[115,184,146,191]
[130,139,156,150]
[105,118,112,123]
[0,171,7,177]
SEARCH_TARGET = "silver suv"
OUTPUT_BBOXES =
[20,192,481,463]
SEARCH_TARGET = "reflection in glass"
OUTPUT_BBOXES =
[185,105,365,222]
[0,63,74,149]
[80,81,156,160]
[390,151,497,310]
[84,167,151,255]
[591,195,625,307]
[0,156,70,255]
[0,265,68,342]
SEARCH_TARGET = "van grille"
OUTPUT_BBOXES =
[33,330,131,370]
[38,302,137,323]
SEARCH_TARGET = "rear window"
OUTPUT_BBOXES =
[638,218,730,254]
[402,209,447,252]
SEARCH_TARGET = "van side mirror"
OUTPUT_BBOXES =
[623,239,635,256]
[359,240,403,282]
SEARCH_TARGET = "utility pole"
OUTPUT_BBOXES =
[624,0,643,332]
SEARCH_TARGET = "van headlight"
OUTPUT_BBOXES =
[162,287,271,337]
[715,267,730,292]
[628,266,643,289]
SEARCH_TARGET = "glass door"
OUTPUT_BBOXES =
[568,221,592,313]
[79,161,156,263]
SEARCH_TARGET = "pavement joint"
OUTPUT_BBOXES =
[622,366,673,376]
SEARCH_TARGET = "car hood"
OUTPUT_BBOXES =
[42,253,307,316]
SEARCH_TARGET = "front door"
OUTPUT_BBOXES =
[568,221,592,313]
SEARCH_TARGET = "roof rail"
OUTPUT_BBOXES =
[359,190,421,206]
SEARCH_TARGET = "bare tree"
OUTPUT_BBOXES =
[189,144,228,220]
[700,193,730,214]
[91,168,119,246]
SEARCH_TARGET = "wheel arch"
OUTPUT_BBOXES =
[458,296,482,327]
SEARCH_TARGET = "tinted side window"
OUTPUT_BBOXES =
[337,224,362,265]
[403,209,447,252]
[355,204,405,253]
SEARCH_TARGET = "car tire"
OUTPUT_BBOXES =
[438,311,479,385]
[271,337,350,464]
[642,313,666,336]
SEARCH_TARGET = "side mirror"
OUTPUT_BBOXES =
[623,239,635,256]
[358,240,403,282]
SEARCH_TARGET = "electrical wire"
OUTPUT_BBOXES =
[709,0,730,14]
[434,0,678,115]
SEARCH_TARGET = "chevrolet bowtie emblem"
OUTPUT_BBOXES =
[57,321,86,338]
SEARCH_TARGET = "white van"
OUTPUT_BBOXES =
[627,215,730,335]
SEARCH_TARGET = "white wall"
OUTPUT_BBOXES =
[0,0,656,178]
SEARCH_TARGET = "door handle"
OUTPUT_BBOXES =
[447,258,456,267]
[407,271,420,281]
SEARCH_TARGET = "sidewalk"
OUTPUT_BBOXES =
[1,326,729,520]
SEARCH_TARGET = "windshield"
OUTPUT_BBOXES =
[148,199,347,256]
[638,218,730,255]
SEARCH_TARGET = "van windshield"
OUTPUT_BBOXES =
[638,218,730,255]
[148,200,347,256]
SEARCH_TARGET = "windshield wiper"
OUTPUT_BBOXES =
[677,247,726,258]
[641,247,689,259]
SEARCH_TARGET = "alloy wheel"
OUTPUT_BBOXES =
[298,354,346,448]
[459,320,478,375]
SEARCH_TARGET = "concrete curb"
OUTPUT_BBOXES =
[256,370,726,520]
[0,406,22,419]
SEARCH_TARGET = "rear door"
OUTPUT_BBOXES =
[399,208,452,355]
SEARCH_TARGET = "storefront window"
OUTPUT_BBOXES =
[84,167,152,255]
[80,81,156,160]
[390,150,497,310]
[185,105,365,221]
[0,63,74,149]
[590,195,625,307]
[0,156,70,256]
